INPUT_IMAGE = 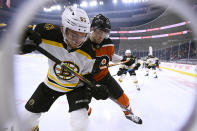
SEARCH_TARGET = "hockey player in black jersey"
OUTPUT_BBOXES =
[117,50,141,90]
[20,6,109,131]
[81,14,142,124]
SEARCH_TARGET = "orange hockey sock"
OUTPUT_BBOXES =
[117,93,132,115]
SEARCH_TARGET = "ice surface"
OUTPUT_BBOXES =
[14,54,197,131]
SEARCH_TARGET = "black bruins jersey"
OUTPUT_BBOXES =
[121,55,136,66]
[32,23,95,92]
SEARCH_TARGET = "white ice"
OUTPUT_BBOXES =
[14,54,197,131]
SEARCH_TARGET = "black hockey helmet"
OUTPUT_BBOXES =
[91,14,111,33]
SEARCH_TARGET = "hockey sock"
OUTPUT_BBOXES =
[88,107,92,116]
[70,108,88,131]
[117,93,132,115]
[118,74,126,82]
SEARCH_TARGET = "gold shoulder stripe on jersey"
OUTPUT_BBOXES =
[47,71,79,87]
[42,39,64,48]
[76,49,92,59]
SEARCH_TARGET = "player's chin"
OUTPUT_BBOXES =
[96,39,103,44]
[71,45,79,49]
[71,42,82,48]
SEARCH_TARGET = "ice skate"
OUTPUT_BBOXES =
[153,72,157,78]
[31,125,39,131]
[154,75,158,78]
[144,73,148,76]
[118,78,123,82]
[125,113,142,124]
[136,86,140,91]
[135,83,140,91]
[133,80,140,91]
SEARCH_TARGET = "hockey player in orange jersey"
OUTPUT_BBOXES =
[81,14,142,124]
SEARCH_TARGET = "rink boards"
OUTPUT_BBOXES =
[160,62,197,77]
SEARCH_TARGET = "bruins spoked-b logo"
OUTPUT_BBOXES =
[44,23,55,30]
[54,61,79,80]
[80,17,86,22]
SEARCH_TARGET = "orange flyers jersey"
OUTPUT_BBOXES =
[93,38,114,81]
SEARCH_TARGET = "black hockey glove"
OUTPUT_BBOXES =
[91,84,109,100]
[117,68,126,76]
[134,63,141,70]
[92,58,101,75]
[20,27,42,54]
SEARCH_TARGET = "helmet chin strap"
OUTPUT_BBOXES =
[62,27,67,43]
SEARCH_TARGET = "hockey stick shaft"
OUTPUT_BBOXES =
[35,46,132,115]
[100,61,128,70]
[112,68,135,76]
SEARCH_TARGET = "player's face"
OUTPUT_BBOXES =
[65,28,87,48]
[91,29,108,44]
[125,53,131,56]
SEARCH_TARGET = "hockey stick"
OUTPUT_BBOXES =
[112,68,135,76]
[35,46,95,87]
[34,45,142,124]
[100,61,127,70]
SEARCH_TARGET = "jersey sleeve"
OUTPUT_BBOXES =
[108,38,115,60]
[111,54,123,62]
[34,23,63,42]
[122,56,127,61]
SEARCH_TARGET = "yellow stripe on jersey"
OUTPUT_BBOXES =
[76,49,92,59]
[46,78,73,92]
[47,71,79,87]
[42,39,64,48]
